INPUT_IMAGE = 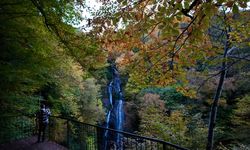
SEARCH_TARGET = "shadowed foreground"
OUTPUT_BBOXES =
[0,116,188,150]
[0,136,67,150]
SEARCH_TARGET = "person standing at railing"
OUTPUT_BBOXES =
[36,104,51,142]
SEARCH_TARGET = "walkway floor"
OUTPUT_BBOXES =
[0,136,67,150]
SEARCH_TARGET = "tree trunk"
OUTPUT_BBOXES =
[206,36,230,150]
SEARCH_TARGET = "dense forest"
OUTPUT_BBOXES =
[0,0,250,149]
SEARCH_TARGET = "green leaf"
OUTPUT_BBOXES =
[232,4,239,14]
[176,3,182,10]
[184,1,189,9]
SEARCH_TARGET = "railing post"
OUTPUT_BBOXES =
[67,120,70,148]
[48,119,50,141]
[163,143,166,150]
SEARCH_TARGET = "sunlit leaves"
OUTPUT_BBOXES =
[137,93,205,148]
[77,78,105,124]
[0,0,107,121]
[93,1,249,96]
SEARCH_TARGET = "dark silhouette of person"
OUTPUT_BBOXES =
[37,104,51,142]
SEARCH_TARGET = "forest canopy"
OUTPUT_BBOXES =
[0,0,250,149]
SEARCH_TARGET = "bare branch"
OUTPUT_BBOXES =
[228,55,250,61]
[197,71,221,92]
[197,53,250,92]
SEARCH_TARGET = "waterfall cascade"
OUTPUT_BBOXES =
[103,66,124,150]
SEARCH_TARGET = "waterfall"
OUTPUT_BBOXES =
[104,111,111,137]
[116,99,123,149]
[108,81,113,108]
[103,66,124,150]
[103,82,113,149]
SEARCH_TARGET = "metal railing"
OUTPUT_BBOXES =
[49,116,188,150]
[0,115,188,150]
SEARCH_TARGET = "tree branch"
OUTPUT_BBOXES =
[197,52,250,92]
[228,55,250,61]
[168,0,201,19]
[141,22,161,43]
[145,15,198,73]
[30,0,52,31]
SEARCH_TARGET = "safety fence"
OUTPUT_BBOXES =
[0,115,188,150]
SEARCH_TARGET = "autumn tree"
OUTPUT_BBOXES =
[91,0,250,149]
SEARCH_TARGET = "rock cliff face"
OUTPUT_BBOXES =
[123,101,140,132]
